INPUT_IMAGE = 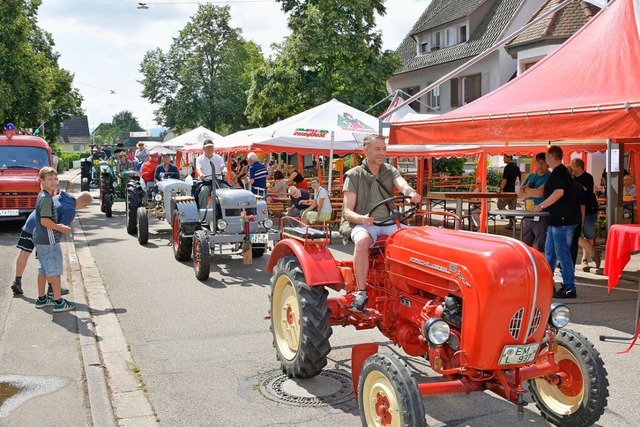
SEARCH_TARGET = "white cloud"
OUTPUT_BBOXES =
[37,0,429,130]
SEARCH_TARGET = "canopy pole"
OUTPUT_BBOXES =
[606,139,613,232]
[327,131,335,195]
[379,0,574,123]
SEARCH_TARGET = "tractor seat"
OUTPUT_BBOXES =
[369,235,388,256]
[282,226,328,240]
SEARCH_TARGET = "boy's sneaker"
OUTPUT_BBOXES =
[11,281,23,295]
[553,288,577,299]
[35,296,54,309]
[349,291,368,312]
[52,299,75,313]
[47,287,70,296]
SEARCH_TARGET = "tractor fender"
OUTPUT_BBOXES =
[266,239,344,290]
[173,197,202,235]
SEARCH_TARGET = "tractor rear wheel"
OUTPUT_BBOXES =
[81,177,89,192]
[529,329,608,427]
[193,230,210,281]
[251,244,266,258]
[358,353,426,427]
[126,182,143,235]
[104,194,113,218]
[172,211,192,261]
[137,207,149,245]
[269,256,332,378]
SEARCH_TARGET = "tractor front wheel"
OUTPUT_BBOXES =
[358,353,426,427]
[269,256,332,378]
[137,207,149,245]
[104,194,113,218]
[126,182,143,235]
[529,329,609,427]
[172,212,192,261]
[193,230,210,281]
[81,177,89,192]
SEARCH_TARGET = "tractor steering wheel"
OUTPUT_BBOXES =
[368,195,418,227]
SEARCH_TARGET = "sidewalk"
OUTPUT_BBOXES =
[0,170,117,426]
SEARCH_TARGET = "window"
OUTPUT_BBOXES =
[445,28,455,47]
[459,25,467,43]
[450,74,482,107]
[427,84,440,110]
[402,86,421,111]
[431,31,441,50]
[420,41,429,54]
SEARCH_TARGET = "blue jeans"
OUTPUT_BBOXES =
[545,224,578,291]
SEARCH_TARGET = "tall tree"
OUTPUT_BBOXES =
[0,0,83,142]
[245,0,399,126]
[92,111,145,147]
[139,5,264,133]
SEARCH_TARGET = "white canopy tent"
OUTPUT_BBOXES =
[163,126,223,149]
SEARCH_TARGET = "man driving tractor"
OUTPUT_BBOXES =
[340,134,421,311]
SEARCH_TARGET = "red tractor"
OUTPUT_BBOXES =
[266,196,608,427]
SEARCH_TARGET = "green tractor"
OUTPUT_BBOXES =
[97,159,139,218]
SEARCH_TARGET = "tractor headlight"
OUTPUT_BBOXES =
[154,194,162,202]
[549,303,570,328]
[216,219,228,230]
[423,318,450,346]
[263,218,274,229]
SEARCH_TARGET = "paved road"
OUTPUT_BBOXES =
[75,195,640,427]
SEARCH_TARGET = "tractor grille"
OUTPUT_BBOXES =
[509,308,525,340]
[0,193,38,209]
[224,207,257,217]
[527,307,543,339]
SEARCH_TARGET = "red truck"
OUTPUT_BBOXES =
[0,132,53,220]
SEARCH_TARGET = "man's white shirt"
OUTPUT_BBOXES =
[196,153,226,180]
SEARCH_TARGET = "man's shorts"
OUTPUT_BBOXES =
[16,230,34,253]
[351,223,405,246]
[582,213,597,240]
[35,243,64,277]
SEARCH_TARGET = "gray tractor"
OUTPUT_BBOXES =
[127,177,278,280]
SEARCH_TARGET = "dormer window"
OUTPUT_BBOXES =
[431,31,441,50]
[460,25,468,42]
[421,41,429,54]
[445,28,456,47]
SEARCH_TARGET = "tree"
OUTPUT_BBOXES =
[245,0,399,125]
[139,5,264,133]
[92,111,145,147]
[0,0,83,142]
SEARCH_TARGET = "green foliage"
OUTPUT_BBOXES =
[245,0,400,125]
[432,158,466,176]
[92,111,145,147]
[0,0,83,142]
[139,5,264,133]
[59,151,88,169]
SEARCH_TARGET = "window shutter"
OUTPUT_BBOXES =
[451,78,459,107]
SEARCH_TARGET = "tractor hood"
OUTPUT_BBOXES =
[215,188,256,207]
[385,226,553,370]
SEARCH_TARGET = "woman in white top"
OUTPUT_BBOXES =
[302,177,332,224]
[134,142,150,164]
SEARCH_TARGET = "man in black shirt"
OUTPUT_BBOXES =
[497,154,521,229]
[531,146,580,299]
[570,158,599,270]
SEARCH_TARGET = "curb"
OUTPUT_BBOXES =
[66,174,159,426]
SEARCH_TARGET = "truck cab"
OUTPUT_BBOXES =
[0,134,53,220]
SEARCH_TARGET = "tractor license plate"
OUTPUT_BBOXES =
[498,343,539,366]
[0,209,19,216]
[250,233,268,244]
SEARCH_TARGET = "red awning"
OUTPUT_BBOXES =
[390,0,640,144]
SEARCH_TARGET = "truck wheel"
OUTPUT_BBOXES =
[193,230,210,281]
[269,256,332,378]
[126,182,143,235]
[529,329,609,427]
[137,207,149,245]
[81,177,89,192]
[358,353,426,427]
[104,194,113,218]
[251,244,266,258]
[172,212,192,261]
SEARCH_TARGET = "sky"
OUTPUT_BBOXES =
[37,0,428,132]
